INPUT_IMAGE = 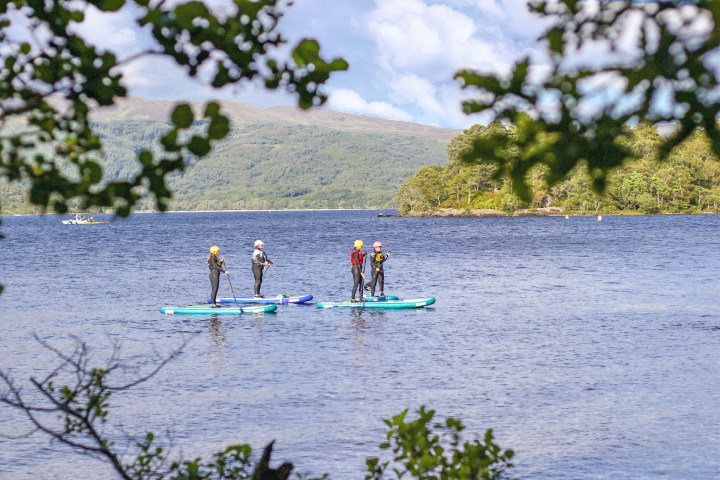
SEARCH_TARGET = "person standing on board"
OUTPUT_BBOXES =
[252,240,273,298]
[350,240,366,302]
[208,245,226,307]
[364,241,390,297]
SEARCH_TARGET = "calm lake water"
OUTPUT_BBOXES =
[1,210,719,479]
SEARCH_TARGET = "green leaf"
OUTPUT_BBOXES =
[293,39,321,66]
[97,0,125,12]
[204,101,220,117]
[174,1,210,29]
[188,136,211,156]
[171,104,193,129]
[207,115,229,140]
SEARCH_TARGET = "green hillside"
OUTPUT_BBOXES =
[1,98,456,214]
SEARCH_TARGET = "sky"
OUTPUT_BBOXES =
[64,0,549,129]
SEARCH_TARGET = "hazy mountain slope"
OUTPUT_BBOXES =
[2,97,458,213]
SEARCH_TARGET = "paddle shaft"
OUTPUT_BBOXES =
[223,260,240,306]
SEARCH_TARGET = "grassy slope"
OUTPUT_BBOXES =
[1,97,458,213]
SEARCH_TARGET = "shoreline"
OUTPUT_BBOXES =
[395,207,720,218]
[2,207,397,217]
[5,207,719,218]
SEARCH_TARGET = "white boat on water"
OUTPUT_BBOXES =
[62,214,108,225]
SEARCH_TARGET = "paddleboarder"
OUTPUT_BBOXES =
[208,245,226,307]
[364,241,390,297]
[252,239,273,298]
[350,240,366,302]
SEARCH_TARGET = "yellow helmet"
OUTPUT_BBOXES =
[210,245,220,255]
[354,240,363,249]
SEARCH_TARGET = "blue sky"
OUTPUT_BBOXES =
[70,1,548,129]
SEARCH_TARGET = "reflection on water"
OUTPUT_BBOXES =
[208,317,228,365]
[1,211,720,479]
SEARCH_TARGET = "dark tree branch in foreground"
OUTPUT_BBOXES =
[0,0,347,293]
[1,335,513,479]
[0,0,348,215]
[0,334,310,479]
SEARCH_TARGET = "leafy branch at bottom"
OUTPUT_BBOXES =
[0,336,512,479]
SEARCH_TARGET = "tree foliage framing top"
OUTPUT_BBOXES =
[0,0,348,216]
[455,0,720,201]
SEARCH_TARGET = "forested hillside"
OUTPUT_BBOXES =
[399,122,720,215]
[0,98,456,214]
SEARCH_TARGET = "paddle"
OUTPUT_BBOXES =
[360,249,368,299]
[223,260,240,306]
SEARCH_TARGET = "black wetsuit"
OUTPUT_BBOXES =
[252,249,272,296]
[366,250,389,296]
[208,255,225,305]
[350,248,365,301]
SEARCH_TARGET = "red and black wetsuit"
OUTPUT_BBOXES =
[350,248,365,301]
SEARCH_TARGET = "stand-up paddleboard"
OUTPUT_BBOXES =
[362,295,399,302]
[161,304,277,315]
[316,297,435,309]
[209,294,313,305]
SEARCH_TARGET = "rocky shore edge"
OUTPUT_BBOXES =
[389,207,567,217]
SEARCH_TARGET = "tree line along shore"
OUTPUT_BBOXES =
[397,123,720,216]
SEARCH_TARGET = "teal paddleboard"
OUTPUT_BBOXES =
[161,304,277,315]
[316,297,435,309]
[363,295,399,302]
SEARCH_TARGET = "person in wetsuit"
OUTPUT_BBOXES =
[350,240,365,302]
[252,239,273,298]
[208,245,226,307]
[364,241,390,297]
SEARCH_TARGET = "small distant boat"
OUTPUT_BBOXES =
[62,214,108,225]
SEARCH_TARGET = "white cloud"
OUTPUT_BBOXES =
[326,88,414,122]
[390,73,443,116]
[367,0,512,77]
[3,0,548,128]
[359,0,538,128]
[70,4,148,55]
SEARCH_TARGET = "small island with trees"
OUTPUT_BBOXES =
[397,122,720,217]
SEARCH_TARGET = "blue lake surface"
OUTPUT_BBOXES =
[1,210,719,479]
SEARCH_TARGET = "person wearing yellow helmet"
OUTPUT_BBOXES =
[251,240,273,298]
[350,240,366,302]
[208,245,226,307]
[364,241,391,297]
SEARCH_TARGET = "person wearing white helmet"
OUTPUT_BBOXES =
[364,241,390,297]
[208,245,226,307]
[251,239,273,298]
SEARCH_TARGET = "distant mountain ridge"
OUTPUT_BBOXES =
[1,97,459,213]
[92,97,456,140]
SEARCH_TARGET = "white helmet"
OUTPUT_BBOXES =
[254,239,264,247]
